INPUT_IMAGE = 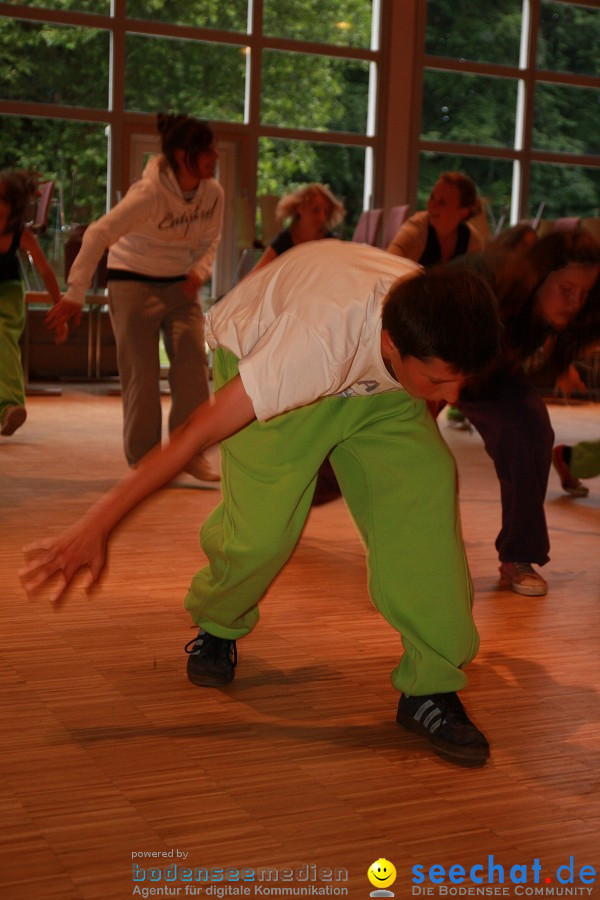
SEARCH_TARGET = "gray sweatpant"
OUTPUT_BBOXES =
[108,278,209,465]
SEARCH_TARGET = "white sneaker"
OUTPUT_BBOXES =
[184,453,220,482]
[448,417,473,432]
[552,445,589,498]
[499,562,547,597]
[1,405,27,436]
[446,407,472,431]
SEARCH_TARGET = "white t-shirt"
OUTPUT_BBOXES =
[205,240,420,421]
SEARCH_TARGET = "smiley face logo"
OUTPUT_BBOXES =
[367,858,397,890]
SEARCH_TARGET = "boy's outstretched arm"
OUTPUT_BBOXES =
[20,375,256,602]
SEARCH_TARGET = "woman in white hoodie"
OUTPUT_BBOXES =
[49,114,224,480]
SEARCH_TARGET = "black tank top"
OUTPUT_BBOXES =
[419,221,470,268]
[0,230,23,282]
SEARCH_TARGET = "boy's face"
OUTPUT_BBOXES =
[381,331,466,404]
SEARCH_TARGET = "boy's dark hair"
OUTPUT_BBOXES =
[0,169,38,235]
[382,266,502,375]
[157,113,215,178]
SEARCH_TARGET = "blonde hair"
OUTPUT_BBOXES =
[276,183,345,230]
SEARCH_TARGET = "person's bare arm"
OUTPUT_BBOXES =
[20,375,255,601]
[386,216,424,262]
[20,228,72,342]
[20,228,62,305]
[249,246,277,274]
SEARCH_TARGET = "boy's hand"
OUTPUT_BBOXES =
[20,522,108,604]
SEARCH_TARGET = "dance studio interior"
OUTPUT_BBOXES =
[1,2,599,898]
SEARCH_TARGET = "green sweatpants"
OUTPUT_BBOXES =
[570,439,600,480]
[0,280,26,419]
[184,348,479,695]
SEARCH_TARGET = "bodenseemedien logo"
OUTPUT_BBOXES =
[131,862,350,896]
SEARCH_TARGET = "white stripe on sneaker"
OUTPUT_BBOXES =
[414,700,434,721]
[423,709,444,731]
[415,700,446,734]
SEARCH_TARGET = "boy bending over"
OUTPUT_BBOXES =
[21,240,501,767]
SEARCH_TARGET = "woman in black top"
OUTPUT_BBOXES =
[251,183,345,274]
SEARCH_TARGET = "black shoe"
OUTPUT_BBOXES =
[184,629,237,686]
[396,692,490,766]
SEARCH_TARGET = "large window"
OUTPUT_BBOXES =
[2,18,109,107]
[7,0,110,11]
[0,113,109,284]
[0,0,380,292]
[425,0,522,66]
[125,0,248,31]
[422,0,600,225]
[537,0,600,76]
[529,162,600,220]
[124,35,247,121]
[421,71,518,148]
[260,50,370,133]
[533,82,599,155]
[262,0,373,47]
[2,0,599,276]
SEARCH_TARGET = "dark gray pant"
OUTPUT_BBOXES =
[459,373,554,566]
[108,279,209,465]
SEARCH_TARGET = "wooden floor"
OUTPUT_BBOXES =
[1,387,599,899]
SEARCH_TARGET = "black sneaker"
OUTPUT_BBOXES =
[184,629,237,686]
[396,692,490,766]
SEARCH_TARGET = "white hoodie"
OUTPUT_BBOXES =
[64,155,224,306]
